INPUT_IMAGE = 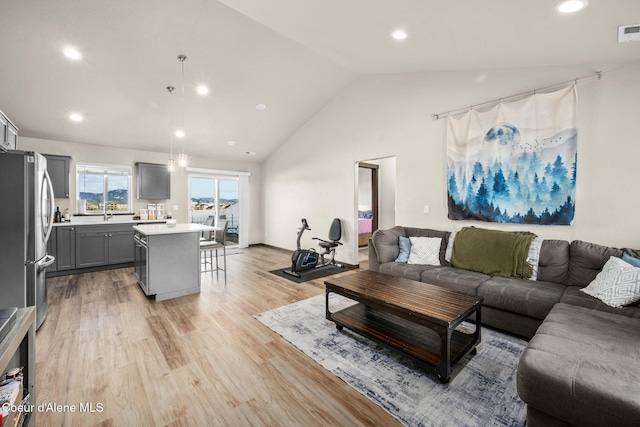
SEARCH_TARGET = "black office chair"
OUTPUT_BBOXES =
[313,218,343,268]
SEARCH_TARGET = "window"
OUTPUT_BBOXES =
[186,167,250,248]
[77,163,132,213]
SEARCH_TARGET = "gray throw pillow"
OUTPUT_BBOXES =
[371,226,406,263]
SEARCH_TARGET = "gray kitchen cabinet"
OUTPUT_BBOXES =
[48,223,146,276]
[0,112,6,151]
[0,109,18,152]
[136,162,170,200]
[75,227,109,268]
[56,225,76,271]
[75,224,135,268]
[107,227,135,263]
[47,227,58,272]
[43,154,71,198]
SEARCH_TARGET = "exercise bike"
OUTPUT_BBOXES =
[283,218,343,278]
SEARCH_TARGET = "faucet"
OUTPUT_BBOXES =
[104,212,113,221]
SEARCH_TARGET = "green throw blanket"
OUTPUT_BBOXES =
[451,226,537,279]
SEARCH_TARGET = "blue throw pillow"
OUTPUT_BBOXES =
[622,253,640,268]
[395,236,411,263]
[358,210,373,219]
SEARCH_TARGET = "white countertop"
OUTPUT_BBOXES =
[53,219,167,226]
[133,223,215,235]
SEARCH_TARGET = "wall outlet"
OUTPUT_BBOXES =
[423,205,430,214]
[173,205,179,211]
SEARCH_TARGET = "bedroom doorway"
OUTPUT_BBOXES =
[358,163,379,248]
[356,157,396,264]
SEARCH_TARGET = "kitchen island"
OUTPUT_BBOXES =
[133,223,214,301]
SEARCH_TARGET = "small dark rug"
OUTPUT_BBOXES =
[269,264,356,283]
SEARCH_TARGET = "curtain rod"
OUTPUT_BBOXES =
[431,71,602,121]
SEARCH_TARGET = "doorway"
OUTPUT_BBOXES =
[357,163,378,247]
[188,175,240,245]
[355,157,396,263]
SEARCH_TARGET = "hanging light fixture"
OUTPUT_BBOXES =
[176,54,188,168]
[178,151,188,168]
[166,86,176,172]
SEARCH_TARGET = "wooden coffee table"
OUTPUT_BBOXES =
[325,270,482,383]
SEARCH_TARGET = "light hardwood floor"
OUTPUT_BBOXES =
[37,245,401,426]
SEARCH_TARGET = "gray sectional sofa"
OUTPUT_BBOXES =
[368,225,640,427]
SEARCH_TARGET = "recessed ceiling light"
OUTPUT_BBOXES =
[63,47,82,60]
[69,113,83,122]
[255,103,266,111]
[227,140,236,146]
[556,0,588,13]
[175,129,185,138]
[391,30,408,40]
[196,85,209,95]
[244,151,256,156]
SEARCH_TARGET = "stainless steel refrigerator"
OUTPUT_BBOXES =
[0,150,55,330]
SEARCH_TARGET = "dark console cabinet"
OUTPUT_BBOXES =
[0,307,36,426]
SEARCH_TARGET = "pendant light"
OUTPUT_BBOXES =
[176,54,188,168]
[167,86,176,172]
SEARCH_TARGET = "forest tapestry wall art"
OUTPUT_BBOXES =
[446,85,577,225]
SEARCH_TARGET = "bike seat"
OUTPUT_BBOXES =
[313,238,343,248]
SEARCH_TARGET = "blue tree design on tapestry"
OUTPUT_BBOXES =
[447,122,577,225]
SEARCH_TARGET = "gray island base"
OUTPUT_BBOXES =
[133,223,214,301]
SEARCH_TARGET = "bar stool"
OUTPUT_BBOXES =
[200,219,228,284]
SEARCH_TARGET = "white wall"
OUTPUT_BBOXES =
[262,63,640,265]
[18,136,264,244]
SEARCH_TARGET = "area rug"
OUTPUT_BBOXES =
[269,264,356,283]
[254,294,527,427]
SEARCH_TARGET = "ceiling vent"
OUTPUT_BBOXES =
[618,24,640,42]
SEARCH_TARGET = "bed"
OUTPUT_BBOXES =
[358,209,373,247]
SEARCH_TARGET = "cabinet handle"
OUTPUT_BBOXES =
[71,227,74,231]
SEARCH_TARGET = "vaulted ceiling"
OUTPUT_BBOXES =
[1,0,638,163]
